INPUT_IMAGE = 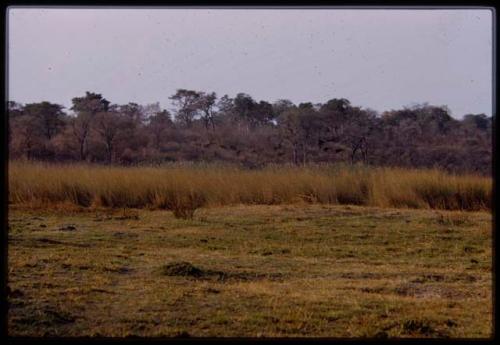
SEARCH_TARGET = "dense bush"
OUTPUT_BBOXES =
[7,91,492,175]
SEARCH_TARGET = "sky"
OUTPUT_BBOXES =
[7,8,494,118]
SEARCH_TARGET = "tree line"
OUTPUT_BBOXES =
[7,90,492,174]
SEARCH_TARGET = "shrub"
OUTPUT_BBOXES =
[161,190,207,219]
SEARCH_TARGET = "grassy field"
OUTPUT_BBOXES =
[9,161,491,212]
[8,204,492,338]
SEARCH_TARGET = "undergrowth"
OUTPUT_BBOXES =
[8,161,491,215]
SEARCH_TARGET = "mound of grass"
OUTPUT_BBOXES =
[158,190,206,219]
[435,212,473,226]
[161,262,205,277]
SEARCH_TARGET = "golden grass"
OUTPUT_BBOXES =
[8,161,492,212]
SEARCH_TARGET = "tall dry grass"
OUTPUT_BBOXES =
[8,161,492,212]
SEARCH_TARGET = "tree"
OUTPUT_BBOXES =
[196,92,218,130]
[463,114,490,131]
[277,108,302,164]
[9,115,42,160]
[254,100,275,126]
[23,102,66,141]
[93,111,122,163]
[70,92,111,161]
[169,89,201,128]
[7,101,25,151]
[140,102,163,123]
[148,110,173,150]
[8,101,66,160]
[71,91,110,115]
[119,102,144,125]
[6,90,492,175]
[7,101,24,118]
[233,94,276,129]
[341,108,377,164]
[70,115,92,161]
[273,99,295,118]
[233,93,256,130]
[297,105,322,164]
[321,98,351,113]
[214,95,236,125]
[319,98,352,137]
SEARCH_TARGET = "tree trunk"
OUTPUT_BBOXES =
[79,139,86,161]
[302,144,307,166]
[351,146,358,164]
[107,142,113,164]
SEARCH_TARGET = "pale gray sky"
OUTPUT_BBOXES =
[7,8,493,117]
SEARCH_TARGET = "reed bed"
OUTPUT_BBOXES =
[8,161,492,212]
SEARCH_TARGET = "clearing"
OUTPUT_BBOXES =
[7,204,492,338]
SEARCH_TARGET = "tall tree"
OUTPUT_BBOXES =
[169,89,201,128]
[9,115,42,160]
[119,102,144,125]
[148,110,173,150]
[71,91,110,115]
[196,92,218,130]
[277,108,302,165]
[23,102,66,140]
[70,92,110,161]
[93,111,122,163]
